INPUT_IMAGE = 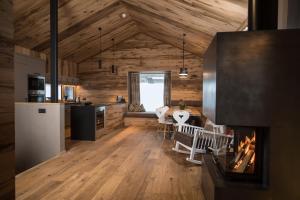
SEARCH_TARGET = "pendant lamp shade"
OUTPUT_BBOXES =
[179,67,188,76]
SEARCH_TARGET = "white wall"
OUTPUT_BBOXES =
[15,103,65,173]
[278,0,289,29]
[14,53,46,102]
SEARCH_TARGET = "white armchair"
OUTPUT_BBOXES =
[172,123,233,164]
[172,110,190,125]
[155,106,173,139]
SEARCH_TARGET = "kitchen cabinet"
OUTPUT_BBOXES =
[65,105,71,138]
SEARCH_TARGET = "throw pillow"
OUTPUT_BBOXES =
[128,104,135,112]
[139,104,146,112]
[204,119,214,131]
[133,104,140,112]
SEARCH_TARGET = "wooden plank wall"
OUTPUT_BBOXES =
[45,57,78,83]
[15,45,78,84]
[0,0,15,198]
[77,34,203,107]
[15,45,47,60]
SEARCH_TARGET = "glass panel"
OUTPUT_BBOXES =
[64,86,75,100]
[28,77,45,90]
[46,84,51,99]
[58,85,62,100]
[37,79,45,90]
[45,84,62,100]
[139,73,165,112]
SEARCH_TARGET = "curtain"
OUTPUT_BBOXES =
[128,72,140,105]
[164,71,171,106]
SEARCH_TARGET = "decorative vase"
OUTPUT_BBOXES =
[178,99,186,110]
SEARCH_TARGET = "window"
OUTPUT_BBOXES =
[139,73,165,112]
[45,83,62,100]
[63,85,76,101]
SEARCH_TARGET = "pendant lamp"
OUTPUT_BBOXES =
[179,33,188,78]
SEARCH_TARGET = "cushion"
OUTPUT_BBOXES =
[128,104,135,112]
[204,119,214,131]
[174,131,194,147]
[128,104,146,112]
[125,112,156,118]
[139,104,146,112]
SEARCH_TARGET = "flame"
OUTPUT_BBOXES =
[233,132,256,170]
[244,143,250,154]
[250,153,255,165]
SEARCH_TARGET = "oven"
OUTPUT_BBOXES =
[28,74,45,102]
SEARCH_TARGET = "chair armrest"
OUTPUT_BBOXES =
[200,129,215,135]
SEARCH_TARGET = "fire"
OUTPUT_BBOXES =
[250,153,255,165]
[232,132,256,173]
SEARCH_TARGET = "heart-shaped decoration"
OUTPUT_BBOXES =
[155,106,169,119]
[173,110,189,124]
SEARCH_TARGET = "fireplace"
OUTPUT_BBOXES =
[201,0,300,196]
[213,126,269,185]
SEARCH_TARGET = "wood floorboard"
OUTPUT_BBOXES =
[16,126,205,200]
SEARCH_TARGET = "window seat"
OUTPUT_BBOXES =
[124,112,158,127]
[124,112,157,118]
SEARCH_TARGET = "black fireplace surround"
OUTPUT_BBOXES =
[202,29,300,200]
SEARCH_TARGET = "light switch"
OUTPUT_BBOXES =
[38,108,46,113]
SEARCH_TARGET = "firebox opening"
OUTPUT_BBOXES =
[214,126,269,186]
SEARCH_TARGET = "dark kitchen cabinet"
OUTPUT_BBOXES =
[71,105,96,141]
[65,106,71,138]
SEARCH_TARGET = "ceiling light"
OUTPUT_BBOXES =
[120,13,127,19]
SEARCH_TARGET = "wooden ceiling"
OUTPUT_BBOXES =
[14,0,248,63]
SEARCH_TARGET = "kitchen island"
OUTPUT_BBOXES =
[70,103,127,140]
[15,103,65,173]
[96,103,127,138]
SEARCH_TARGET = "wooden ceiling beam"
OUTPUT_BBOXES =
[126,5,211,56]
[32,1,122,52]
[75,22,137,63]
[135,22,205,56]
[78,31,141,63]
[121,0,212,39]
[65,21,139,63]
[14,0,247,62]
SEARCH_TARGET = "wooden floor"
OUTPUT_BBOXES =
[16,126,205,200]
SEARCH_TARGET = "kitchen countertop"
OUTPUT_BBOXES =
[64,102,126,109]
[94,102,127,107]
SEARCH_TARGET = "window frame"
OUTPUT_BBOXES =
[128,71,170,112]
